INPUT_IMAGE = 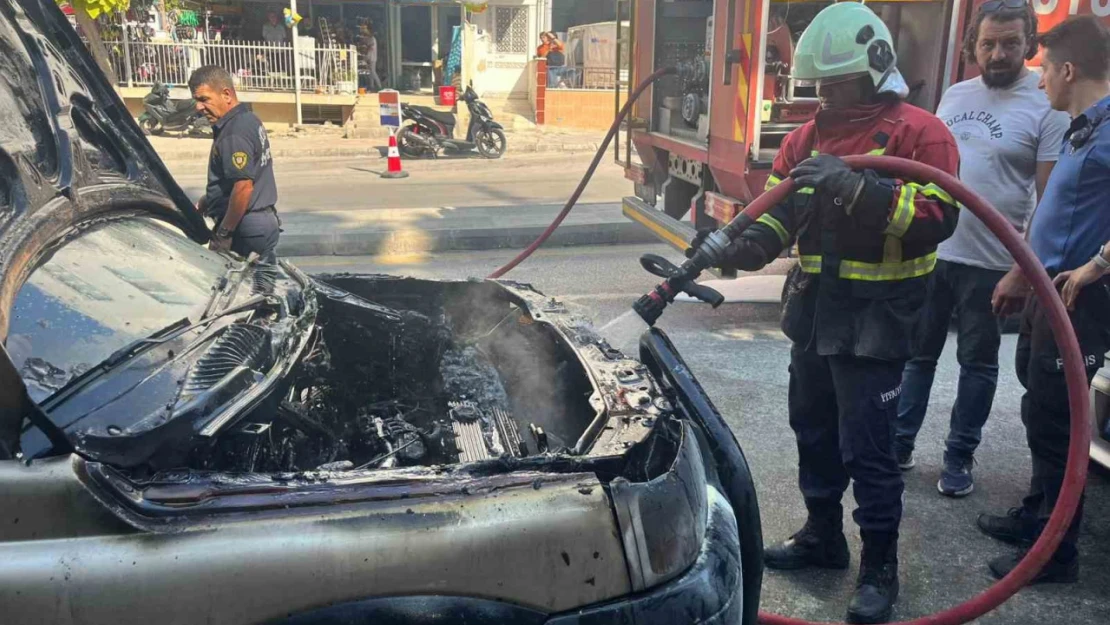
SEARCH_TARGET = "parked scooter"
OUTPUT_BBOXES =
[137,83,211,137]
[397,86,506,159]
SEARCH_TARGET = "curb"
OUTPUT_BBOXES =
[275,220,658,257]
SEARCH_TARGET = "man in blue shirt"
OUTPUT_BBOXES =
[983,15,1110,584]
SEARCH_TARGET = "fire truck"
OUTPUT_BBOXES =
[616,0,1110,277]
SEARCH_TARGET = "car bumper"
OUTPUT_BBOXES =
[1091,368,1110,469]
[270,485,742,625]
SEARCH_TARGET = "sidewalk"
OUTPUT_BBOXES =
[148,125,617,162]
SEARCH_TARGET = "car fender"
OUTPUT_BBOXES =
[638,327,762,625]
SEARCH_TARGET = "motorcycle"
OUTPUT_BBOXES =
[137,83,212,137]
[397,86,506,159]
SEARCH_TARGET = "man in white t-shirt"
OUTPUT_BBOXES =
[895,0,1070,497]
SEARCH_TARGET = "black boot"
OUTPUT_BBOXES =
[846,532,899,624]
[977,507,1038,547]
[764,511,850,571]
[987,548,1079,584]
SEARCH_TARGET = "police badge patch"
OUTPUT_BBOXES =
[231,151,249,170]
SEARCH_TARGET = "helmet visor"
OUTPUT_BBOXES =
[810,71,869,90]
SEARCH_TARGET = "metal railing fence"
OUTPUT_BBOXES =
[99,39,359,94]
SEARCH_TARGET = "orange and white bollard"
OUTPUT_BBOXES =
[381,130,409,179]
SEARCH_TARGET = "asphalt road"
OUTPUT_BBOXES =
[289,244,1110,625]
[164,152,629,212]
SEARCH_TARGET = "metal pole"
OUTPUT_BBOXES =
[625,0,636,167]
[291,0,303,125]
[431,4,439,71]
[394,2,403,89]
[614,2,623,163]
[122,19,134,88]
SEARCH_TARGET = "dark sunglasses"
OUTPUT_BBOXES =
[979,0,1028,13]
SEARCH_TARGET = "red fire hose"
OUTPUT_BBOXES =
[487,70,1090,625]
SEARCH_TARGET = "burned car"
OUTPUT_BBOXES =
[0,1,762,624]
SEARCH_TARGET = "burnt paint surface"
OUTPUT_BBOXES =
[1,471,635,621]
[550,487,742,625]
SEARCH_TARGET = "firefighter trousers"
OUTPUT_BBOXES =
[789,345,906,536]
[1016,282,1109,559]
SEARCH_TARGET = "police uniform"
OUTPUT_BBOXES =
[717,99,960,553]
[1013,93,1110,563]
[205,103,281,262]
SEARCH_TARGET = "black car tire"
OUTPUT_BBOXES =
[475,128,506,159]
[140,117,163,136]
[397,126,429,158]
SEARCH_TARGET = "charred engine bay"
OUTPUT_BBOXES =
[193,276,598,474]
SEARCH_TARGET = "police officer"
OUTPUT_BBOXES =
[981,15,1110,585]
[688,4,959,622]
[189,65,281,262]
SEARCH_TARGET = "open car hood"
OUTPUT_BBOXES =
[0,0,208,457]
[0,0,207,249]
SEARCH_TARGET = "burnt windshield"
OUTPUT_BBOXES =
[4,216,229,402]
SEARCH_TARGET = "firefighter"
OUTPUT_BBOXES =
[687,3,959,622]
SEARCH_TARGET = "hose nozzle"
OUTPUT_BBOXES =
[632,215,756,325]
[632,254,726,326]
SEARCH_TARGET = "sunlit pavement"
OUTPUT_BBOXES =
[166,153,646,256]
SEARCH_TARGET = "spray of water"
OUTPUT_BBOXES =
[597,309,648,353]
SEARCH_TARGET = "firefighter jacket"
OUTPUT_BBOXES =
[722,99,960,361]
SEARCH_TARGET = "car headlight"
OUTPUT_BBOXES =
[607,420,708,591]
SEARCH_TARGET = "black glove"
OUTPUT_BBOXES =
[789,155,864,210]
[685,227,770,271]
[685,227,716,259]
[791,155,894,230]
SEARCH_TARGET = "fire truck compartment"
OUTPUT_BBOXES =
[623,0,955,247]
[645,0,951,158]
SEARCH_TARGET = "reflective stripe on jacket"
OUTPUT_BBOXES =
[721,99,960,360]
